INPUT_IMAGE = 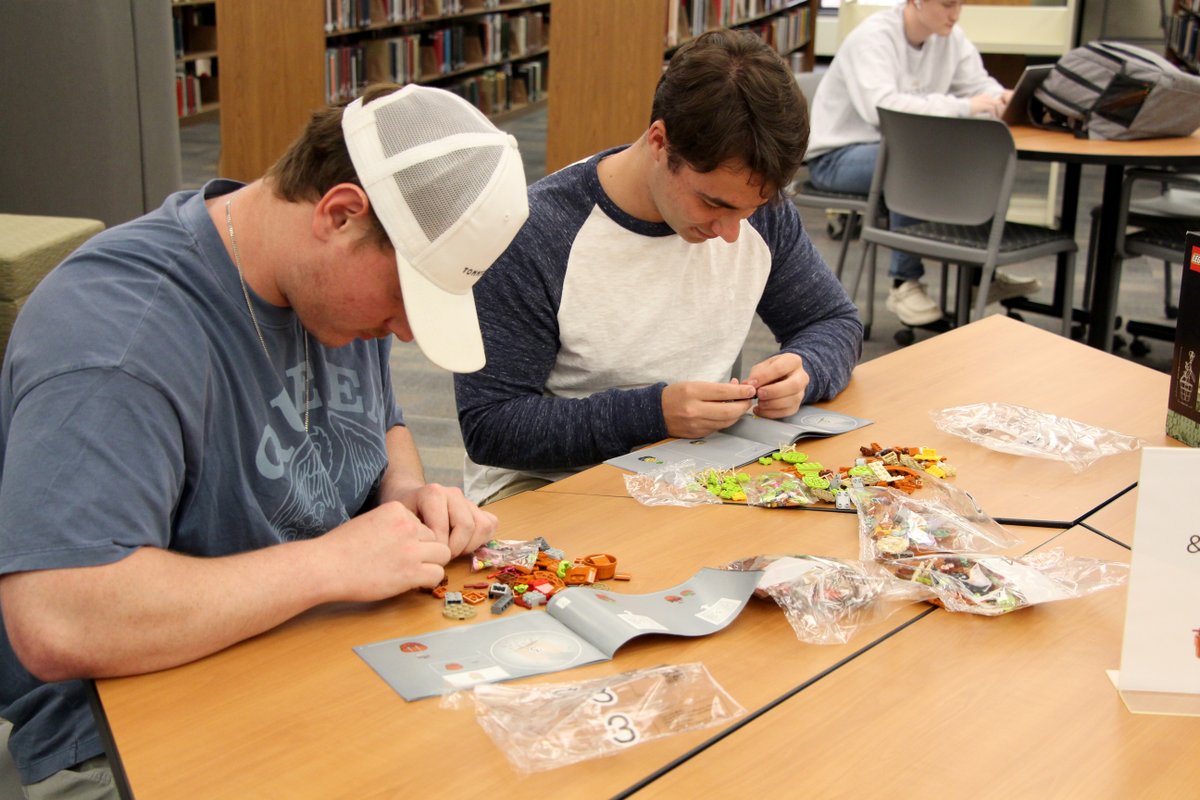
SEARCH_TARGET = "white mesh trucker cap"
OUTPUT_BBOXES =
[342,84,528,373]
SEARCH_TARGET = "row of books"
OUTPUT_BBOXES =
[667,0,805,46]
[325,0,529,33]
[175,72,209,118]
[743,6,810,56]
[325,14,544,100]
[1169,10,1200,70]
[326,46,546,113]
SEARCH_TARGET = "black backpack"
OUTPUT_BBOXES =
[1031,41,1200,140]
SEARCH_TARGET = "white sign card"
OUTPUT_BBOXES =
[1115,447,1200,705]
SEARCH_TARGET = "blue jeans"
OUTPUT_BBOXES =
[808,143,924,281]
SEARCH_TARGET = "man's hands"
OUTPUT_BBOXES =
[661,353,810,438]
[321,485,497,603]
[393,483,498,558]
[745,352,808,419]
[661,380,756,439]
[970,90,1013,119]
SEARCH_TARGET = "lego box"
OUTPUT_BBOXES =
[1167,231,1200,446]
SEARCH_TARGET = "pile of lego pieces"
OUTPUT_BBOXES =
[428,537,629,621]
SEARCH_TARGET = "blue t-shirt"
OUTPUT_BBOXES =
[0,180,403,783]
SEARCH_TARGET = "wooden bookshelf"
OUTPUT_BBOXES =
[216,0,550,182]
[173,0,220,122]
[1168,0,1200,72]
[546,0,818,173]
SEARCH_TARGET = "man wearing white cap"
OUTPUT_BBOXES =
[0,83,527,797]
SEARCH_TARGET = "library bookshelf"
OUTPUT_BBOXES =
[173,0,220,123]
[1168,0,1200,72]
[546,0,817,173]
[216,0,550,181]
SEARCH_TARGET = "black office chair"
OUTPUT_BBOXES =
[850,108,1078,344]
[1113,168,1200,356]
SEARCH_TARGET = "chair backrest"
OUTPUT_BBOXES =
[874,107,1017,228]
[795,71,822,105]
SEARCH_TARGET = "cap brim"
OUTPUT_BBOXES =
[398,257,485,373]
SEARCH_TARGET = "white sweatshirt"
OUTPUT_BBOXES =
[807,4,1005,159]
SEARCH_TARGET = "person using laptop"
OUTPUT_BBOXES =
[806,0,1037,328]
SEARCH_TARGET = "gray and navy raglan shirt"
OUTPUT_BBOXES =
[454,146,864,503]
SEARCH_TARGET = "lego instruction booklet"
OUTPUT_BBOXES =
[604,405,874,474]
[354,567,761,701]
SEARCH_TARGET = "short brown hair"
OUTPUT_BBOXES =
[265,84,403,249]
[650,30,808,197]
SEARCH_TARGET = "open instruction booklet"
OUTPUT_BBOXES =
[355,568,760,701]
[605,405,873,474]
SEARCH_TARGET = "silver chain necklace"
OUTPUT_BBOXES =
[225,199,311,434]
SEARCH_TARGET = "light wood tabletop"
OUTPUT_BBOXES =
[96,488,1067,799]
[639,494,1200,799]
[546,316,1175,525]
[92,315,1179,799]
[1009,125,1200,164]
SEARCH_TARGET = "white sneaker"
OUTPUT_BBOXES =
[984,269,1042,304]
[886,280,943,327]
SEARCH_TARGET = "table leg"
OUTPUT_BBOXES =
[1086,164,1126,350]
[1055,162,1081,319]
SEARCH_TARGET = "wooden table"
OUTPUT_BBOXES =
[1009,125,1200,351]
[639,492,1200,798]
[91,317,1180,799]
[548,316,1175,526]
[102,489,1032,799]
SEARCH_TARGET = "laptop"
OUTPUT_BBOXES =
[1001,64,1053,126]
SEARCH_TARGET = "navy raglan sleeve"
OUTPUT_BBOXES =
[754,201,863,401]
[453,183,668,472]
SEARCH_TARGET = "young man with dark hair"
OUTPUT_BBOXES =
[0,83,528,797]
[455,29,863,505]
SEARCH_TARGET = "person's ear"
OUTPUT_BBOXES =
[312,183,371,241]
[647,120,670,163]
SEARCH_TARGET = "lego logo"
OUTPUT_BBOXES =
[1192,246,1200,272]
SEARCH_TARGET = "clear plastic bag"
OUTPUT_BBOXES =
[725,554,931,644]
[930,402,1142,473]
[852,481,1020,562]
[471,538,540,572]
[623,459,722,507]
[876,547,1129,616]
[445,663,744,773]
[740,472,820,507]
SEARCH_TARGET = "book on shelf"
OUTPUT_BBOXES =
[605,405,873,475]
[354,567,761,701]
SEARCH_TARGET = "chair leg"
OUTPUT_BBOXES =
[972,260,997,324]
[863,243,877,337]
[833,210,859,281]
[1060,251,1077,338]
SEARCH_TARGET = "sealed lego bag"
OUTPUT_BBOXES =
[444,663,744,773]
[623,459,722,507]
[852,481,1020,562]
[724,554,931,644]
[877,547,1128,616]
[930,402,1141,473]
